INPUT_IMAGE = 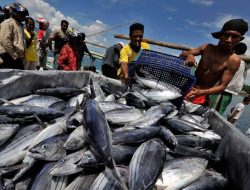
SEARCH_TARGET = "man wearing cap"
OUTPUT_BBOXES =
[0,3,29,69]
[180,18,248,105]
[118,23,150,81]
[102,42,124,79]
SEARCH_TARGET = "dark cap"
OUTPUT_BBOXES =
[211,19,248,39]
[130,23,144,34]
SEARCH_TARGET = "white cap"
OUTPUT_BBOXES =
[118,42,125,47]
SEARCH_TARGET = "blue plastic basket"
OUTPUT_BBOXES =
[130,50,196,95]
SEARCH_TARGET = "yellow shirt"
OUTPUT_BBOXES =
[118,42,150,77]
[24,29,37,61]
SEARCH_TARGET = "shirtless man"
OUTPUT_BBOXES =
[180,19,248,105]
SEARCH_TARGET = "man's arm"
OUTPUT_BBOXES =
[180,44,207,66]
[46,30,58,51]
[186,55,241,98]
[82,43,92,57]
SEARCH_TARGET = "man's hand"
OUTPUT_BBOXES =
[186,87,203,99]
[184,54,197,67]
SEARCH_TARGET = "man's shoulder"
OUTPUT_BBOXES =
[227,53,241,69]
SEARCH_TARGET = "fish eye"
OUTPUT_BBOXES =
[59,159,65,163]
[84,154,92,160]
[42,144,48,149]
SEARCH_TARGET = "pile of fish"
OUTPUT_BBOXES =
[0,73,228,190]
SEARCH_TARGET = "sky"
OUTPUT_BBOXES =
[1,0,250,83]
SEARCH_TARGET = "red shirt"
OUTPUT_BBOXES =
[58,44,79,71]
[37,30,45,41]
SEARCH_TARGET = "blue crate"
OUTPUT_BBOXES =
[134,49,190,74]
[130,50,196,95]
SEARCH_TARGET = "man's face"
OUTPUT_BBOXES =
[219,30,242,50]
[130,30,144,48]
[61,22,68,32]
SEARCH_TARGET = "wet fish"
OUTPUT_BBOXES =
[0,105,64,121]
[83,99,114,168]
[0,124,19,146]
[29,134,68,161]
[98,101,132,113]
[21,95,63,108]
[176,135,215,148]
[168,145,219,162]
[50,149,86,176]
[143,102,175,118]
[50,175,69,190]
[30,162,56,190]
[0,124,42,167]
[124,114,164,129]
[66,111,84,129]
[182,170,228,190]
[156,157,208,190]
[105,108,143,125]
[122,92,146,109]
[67,93,86,107]
[189,130,222,141]
[104,94,116,102]
[139,88,181,102]
[113,126,177,148]
[78,145,137,168]
[90,168,127,190]
[29,111,76,149]
[128,139,166,190]
[35,87,84,99]
[165,118,207,133]
[64,173,98,190]
[63,125,87,151]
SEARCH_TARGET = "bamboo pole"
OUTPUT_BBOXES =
[114,34,250,63]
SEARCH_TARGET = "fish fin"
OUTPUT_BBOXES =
[0,98,15,105]
[105,166,128,190]
[33,114,47,128]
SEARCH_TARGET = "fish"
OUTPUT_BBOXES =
[188,130,222,141]
[78,145,137,168]
[29,134,68,161]
[139,88,181,102]
[155,157,208,190]
[164,118,207,133]
[128,139,166,190]
[90,168,127,190]
[50,175,69,190]
[67,93,87,107]
[105,108,143,125]
[143,102,175,118]
[63,125,87,151]
[21,95,63,108]
[64,173,98,190]
[104,94,116,102]
[0,124,42,167]
[0,105,64,121]
[83,99,114,168]
[29,110,76,149]
[30,162,56,190]
[98,101,132,113]
[35,87,84,99]
[168,145,219,162]
[66,111,84,129]
[182,170,228,190]
[122,92,146,109]
[0,124,19,146]
[176,135,215,148]
[50,149,86,176]
[113,126,178,148]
